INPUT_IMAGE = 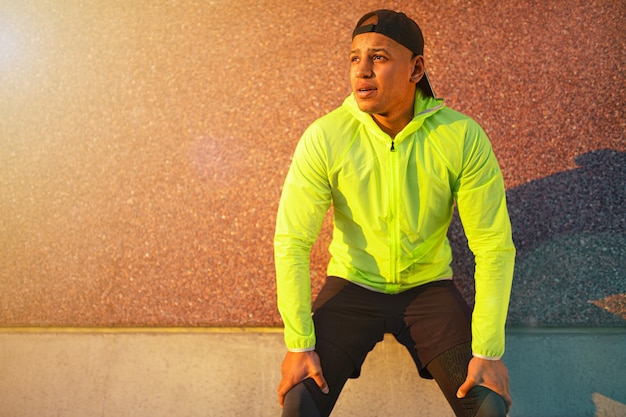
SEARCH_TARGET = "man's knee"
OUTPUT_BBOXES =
[281,381,322,417]
[470,386,507,417]
[425,342,508,417]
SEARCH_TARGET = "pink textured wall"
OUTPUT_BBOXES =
[1,1,624,327]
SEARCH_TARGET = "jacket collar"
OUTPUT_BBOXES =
[343,89,445,140]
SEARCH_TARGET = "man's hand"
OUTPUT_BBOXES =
[278,350,329,407]
[457,356,512,413]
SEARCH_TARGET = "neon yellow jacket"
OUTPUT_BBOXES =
[275,91,515,359]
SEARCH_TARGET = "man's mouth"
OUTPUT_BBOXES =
[356,85,377,98]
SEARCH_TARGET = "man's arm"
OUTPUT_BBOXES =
[453,121,515,411]
[274,125,332,404]
[454,121,515,358]
[275,124,332,351]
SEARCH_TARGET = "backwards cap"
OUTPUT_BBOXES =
[352,10,435,98]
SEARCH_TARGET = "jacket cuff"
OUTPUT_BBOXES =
[287,346,316,353]
[472,352,502,361]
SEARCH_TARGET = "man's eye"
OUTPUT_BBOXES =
[372,55,385,61]
[350,56,360,63]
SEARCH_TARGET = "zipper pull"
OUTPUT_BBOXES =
[390,140,395,152]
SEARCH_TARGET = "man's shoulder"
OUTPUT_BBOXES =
[423,103,487,142]
[429,103,477,126]
[313,102,358,129]
[303,101,362,142]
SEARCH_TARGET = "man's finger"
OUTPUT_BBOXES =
[277,373,300,407]
[312,373,330,394]
[456,377,476,398]
[277,381,289,408]
[503,392,513,413]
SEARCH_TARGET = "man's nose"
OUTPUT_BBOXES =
[356,59,373,78]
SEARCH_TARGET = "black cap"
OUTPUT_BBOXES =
[352,10,435,98]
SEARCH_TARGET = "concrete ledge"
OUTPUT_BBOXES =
[1,328,625,417]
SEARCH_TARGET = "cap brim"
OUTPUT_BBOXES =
[417,71,435,98]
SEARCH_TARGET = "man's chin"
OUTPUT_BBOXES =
[355,100,377,115]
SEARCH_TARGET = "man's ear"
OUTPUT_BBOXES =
[410,55,426,83]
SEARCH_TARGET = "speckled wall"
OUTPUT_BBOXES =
[1,1,624,328]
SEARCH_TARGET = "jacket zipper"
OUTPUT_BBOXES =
[388,141,399,285]
[385,103,443,286]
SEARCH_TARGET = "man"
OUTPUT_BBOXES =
[274,9,515,417]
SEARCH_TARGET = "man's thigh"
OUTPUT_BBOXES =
[312,276,387,378]
[395,280,472,376]
[283,277,388,417]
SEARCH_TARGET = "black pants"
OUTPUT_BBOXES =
[282,277,507,417]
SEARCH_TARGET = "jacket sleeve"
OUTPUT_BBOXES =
[454,121,516,359]
[274,124,332,351]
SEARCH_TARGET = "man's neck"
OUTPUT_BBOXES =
[371,108,414,138]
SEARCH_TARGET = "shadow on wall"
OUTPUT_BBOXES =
[449,148,626,326]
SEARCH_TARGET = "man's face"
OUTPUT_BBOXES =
[350,32,421,119]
